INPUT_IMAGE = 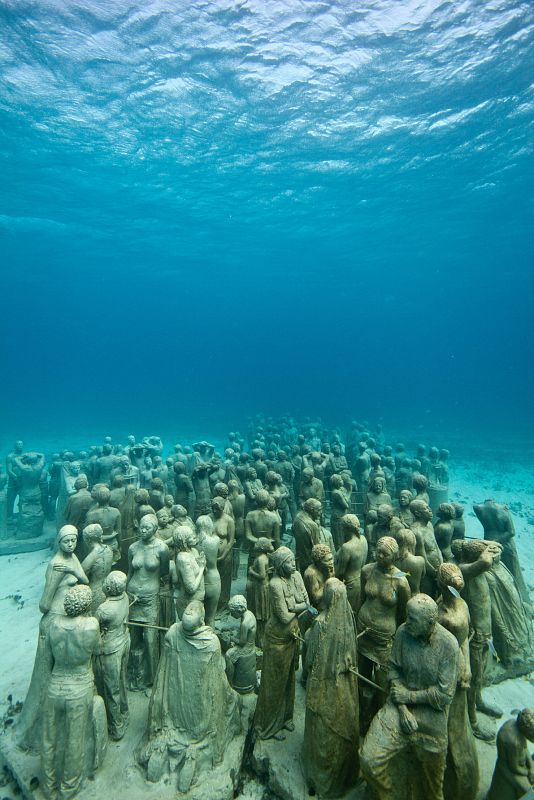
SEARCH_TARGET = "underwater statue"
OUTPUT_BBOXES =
[302,578,359,799]
[254,547,313,740]
[474,498,531,608]
[81,523,113,614]
[18,525,89,752]
[292,497,322,572]
[246,536,274,648]
[196,514,221,625]
[436,563,479,800]
[225,594,257,694]
[94,570,130,741]
[41,585,105,800]
[357,536,411,735]
[334,512,368,616]
[487,708,534,800]
[137,600,241,790]
[361,594,459,800]
[13,451,46,538]
[85,485,121,563]
[63,474,93,536]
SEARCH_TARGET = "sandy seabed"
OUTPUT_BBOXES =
[0,452,533,799]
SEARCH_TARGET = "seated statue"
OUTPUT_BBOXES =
[361,594,460,800]
[487,708,534,800]
[137,600,241,791]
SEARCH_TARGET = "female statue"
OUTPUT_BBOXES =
[85,485,122,563]
[302,578,359,798]
[196,514,221,625]
[254,547,311,740]
[334,513,368,616]
[357,536,410,734]
[247,537,274,647]
[18,525,88,751]
[434,502,457,561]
[364,476,391,516]
[330,474,350,550]
[395,527,426,595]
[437,562,479,800]
[81,523,113,613]
[127,514,169,690]
[171,526,206,621]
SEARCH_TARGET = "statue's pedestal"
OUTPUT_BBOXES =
[2,689,255,800]
[0,518,54,556]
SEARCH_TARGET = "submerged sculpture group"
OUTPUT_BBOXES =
[6,419,534,800]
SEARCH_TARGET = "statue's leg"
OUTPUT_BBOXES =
[128,624,144,690]
[41,693,61,799]
[143,626,158,687]
[414,744,446,800]
[59,686,93,800]
[360,703,406,800]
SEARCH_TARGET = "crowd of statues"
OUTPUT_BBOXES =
[5,417,534,799]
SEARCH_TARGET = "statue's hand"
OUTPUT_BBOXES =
[398,706,418,735]
[53,563,73,574]
[391,684,412,705]
[459,668,471,689]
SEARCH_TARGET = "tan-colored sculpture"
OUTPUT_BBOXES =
[302,578,359,798]
[171,525,206,620]
[18,525,89,752]
[334,513,368,616]
[138,600,241,790]
[329,473,350,549]
[487,708,534,799]
[81,523,113,614]
[210,495,235,610]
[196,514,221,625]
[357,536,411,734]
[127,514,169,690]
[94,570,130,741]
[254,547,310,740]
[364,475,391,516]
[361,594,460,800]
[246,536,274,647]
[225,594,257,694]
[436,563,479,800]
[292,497,322,572]
[395,526,426,595]
[41,584,103,800]
[410,498,443,596]
[13,451,46,539]
[245,488,281,555]
[63,474,93,536]
[85,485,121,563]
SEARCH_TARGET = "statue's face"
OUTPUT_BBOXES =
[157,511,170,526]
[405,604,434,640]
[323,553,334,576]
[182,603,203,632]
[59,533,77,553]
[399,491,411,508]
[140,518,156,540]
[373,479,384,493]
[376,542,395,568]
[280,554,296,577]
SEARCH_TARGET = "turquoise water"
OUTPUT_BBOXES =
[1,0,533,443]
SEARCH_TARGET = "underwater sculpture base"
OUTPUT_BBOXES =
[2,690,256,800]
[0,518,54,556]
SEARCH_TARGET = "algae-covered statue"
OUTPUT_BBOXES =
[474,499,531,608]
[246,536,274,647]
[13,451,46,539]
[361,594,460,800]
[85,485,122,563]
[410,498,443,596]
[171,525,205,621]
[302,578,359,799]
[196,514,221,625]
[487,708,534,800]
[254,547,312,740]
[334,513,368,616]
[225,594,257,694]
[137,600,241,791]
[303,543,334,613]
[18,525,89,752]
[94,570,130,741]
[81,523,113,614]
[395,526,426,595]
[357,536,411,734]
[436,562,479,800]
[127,514,169,690]
[41,584,104,800]
[292,497,322,572]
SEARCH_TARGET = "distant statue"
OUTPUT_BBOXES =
[40,585,104,800]
[474,499,531,608]
[171,525,206,621]
[85,486,122,563]
[196,515,221,625]
[94,571,130,741]
[13,452,46,539]
[487,708,534,800]
[397,489,414,527]
[364,476,391,517]
[410,498,443,596]
[63,475,93,537]
[395,527,426,595]
[246,537,274,647]
[225,594,257,694]
[434,502,456,562]
[361,594,460,800]
[302,578,359,799]
[137,601,241,790]
[292,498,322,573]
[18,525,88,752]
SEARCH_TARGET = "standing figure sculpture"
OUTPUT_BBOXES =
[246,537,274,647]
[94,571,130,741]
[18,525,88,752]
[487,708,534,800]
[81,523,113,614]
[171,526,206,621]
[335,513,368,616]
[85,486,122,564]
[225,594,257,694]
[13,451,46,539]
[254,547,312,740]
[302,578,359,799]
[196,514,221,625]
[127,514,169,690]
[357,536,411,735]
[361,594,460,800]
[41,585,102,800]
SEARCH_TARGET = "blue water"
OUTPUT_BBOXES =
[1,0,533,447]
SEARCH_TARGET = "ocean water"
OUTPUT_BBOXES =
[0,0,533,450]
